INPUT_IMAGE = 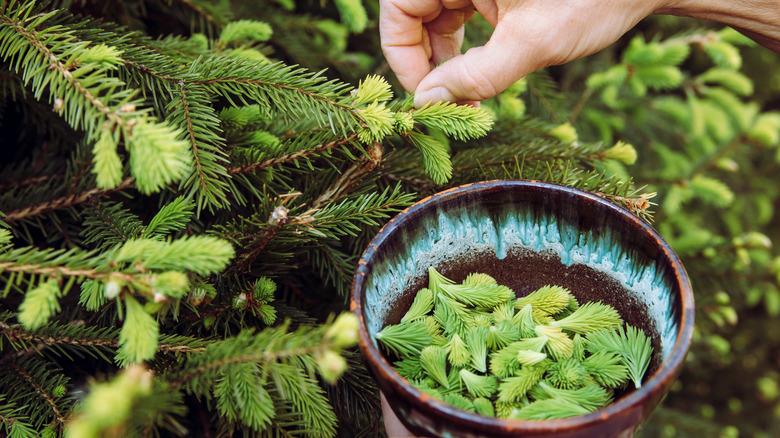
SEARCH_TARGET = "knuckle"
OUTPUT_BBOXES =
[457,62,499,101]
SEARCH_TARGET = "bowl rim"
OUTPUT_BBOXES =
[351,179,695,432]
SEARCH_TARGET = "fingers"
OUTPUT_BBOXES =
[381,393,416,437]
[472,0,498,27]
[380,0,442,92]
[426,6,475,66]
[414,17,545,106]
[381,0,475,93]
[412,0,659,106]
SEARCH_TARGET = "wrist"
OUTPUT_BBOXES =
[653,0,780,52]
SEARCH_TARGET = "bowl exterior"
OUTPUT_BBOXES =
[352,180,694,438]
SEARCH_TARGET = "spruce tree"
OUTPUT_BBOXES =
[0,1,777,437]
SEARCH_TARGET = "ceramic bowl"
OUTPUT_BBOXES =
[351,180,694,438]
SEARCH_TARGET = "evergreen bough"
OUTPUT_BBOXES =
[376,269,652,420]
[0,0,776,436]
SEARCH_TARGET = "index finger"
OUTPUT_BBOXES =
[379,0,443,92]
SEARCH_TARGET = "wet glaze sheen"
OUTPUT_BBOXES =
[351,180,694,438]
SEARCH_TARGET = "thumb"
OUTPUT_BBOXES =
[413,21,544,107]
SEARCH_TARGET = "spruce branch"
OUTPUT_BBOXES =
[142,196,195,237]
[0,6,132,132]
[224,181,412,274]
[0,2,191,194]
[227,132,359,175]
[0,174,55,192]
[169,0,228,35]
[0,395,36,438]
[214,362,274,431]
[116,296,159,365]
[0,318,209,358]
[309,142,383,210]
[81,201,145,252]
[0,246,125,284]
[169,317,355,390]
[17,278,61,330]
[0,355,72,431]
[412,101,493,141]
[189,56,361,132]
[3,177,133,223]
[3,360,65,426]
[168,82,232,211]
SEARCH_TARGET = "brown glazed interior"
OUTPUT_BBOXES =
[351,180,695,438]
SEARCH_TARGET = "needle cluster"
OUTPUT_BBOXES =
[375,268,654,420]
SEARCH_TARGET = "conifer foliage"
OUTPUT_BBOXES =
[0,0,777,437]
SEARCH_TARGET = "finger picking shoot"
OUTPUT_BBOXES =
[374,267,653,420]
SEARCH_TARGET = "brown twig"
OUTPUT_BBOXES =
[227,133,359,175]
[0,261,132,282]
[169,345,321,390]
[3,177,133,223]
[177,83,210,194]
[0,16,128,129]
[6,361,65,425]
[310,142,383,210]
[0,175,57,191]
[0,320,208,355]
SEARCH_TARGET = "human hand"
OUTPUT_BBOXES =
[379,0,666,107]
[381,392,417,437]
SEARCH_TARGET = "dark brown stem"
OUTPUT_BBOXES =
[0,262,129,282]
[310,142,383,210]
[177,84,210,194]
[168,345,322,390]
[171,0,220,29]
[227,133,359,175]
[568,87,594,125]
[7,361,65,424]
[3,177,133,223]
[0,175,57,191]
[0,16,127,129]
[0,320,206,354]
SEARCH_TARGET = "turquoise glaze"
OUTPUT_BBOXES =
[364,193,678,369]
[353,180,694,438]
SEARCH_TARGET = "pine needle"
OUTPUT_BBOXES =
[445,333,471,367]
[497,363,548,403]
[374,321,432,358]
[420,346,449,388]
[535,325,574,360]
[513,398,591,420]
[515,285,572,316]
[586,326,653,389]
[473,397,495,417]
[401,287,434,323]
[459,369,499,398]
[550,301,623,334]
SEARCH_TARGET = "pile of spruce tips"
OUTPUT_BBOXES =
[374,267,654,420]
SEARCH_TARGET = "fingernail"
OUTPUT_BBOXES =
[414,86,455,108]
